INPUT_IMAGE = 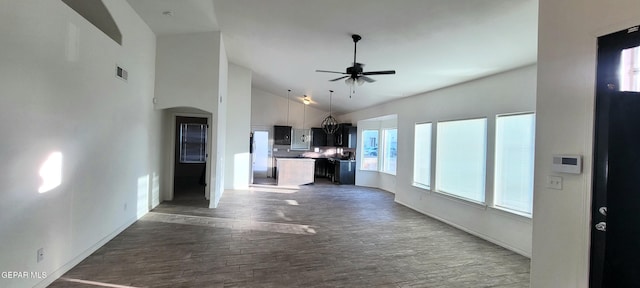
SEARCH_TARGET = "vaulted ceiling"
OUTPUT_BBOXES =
[127,0,538,114]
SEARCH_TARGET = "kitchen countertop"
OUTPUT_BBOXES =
[328,158,356,162]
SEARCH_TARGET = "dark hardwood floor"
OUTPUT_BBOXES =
[48,180,530,287]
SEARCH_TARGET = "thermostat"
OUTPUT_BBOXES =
[552,154,582,174]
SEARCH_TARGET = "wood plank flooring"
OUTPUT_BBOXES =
[48,181,530,287]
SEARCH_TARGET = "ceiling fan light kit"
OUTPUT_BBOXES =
[316,34,396,97]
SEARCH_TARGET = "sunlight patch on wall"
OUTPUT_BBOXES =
[232,152,250,189]
[151,172,160,208]
[137,175,149,219]
[38,152,62,193]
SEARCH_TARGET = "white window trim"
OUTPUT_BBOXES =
[434,117,488,204]
[360,129,379,171]
[492,111,536,216]
[412,122,432,189]
[381,128,397,175]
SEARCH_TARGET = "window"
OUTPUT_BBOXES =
[361,130,379,170]
[413,123,432,189]
[382,129,398,174]
[180,123,207,163]
[494,113,535,215]
[620,45,640,92]
[435,118,487,203]
[291,128,311,150]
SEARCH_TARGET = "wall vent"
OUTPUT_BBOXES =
[116,65,128,81]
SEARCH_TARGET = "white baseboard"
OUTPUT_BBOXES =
[395,199,531,258]
[33,217,138,288]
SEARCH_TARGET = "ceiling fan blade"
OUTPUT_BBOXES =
[329,76,349,82]
[360,76,376,83]
[362,70,396,75]
[316,70,346,74]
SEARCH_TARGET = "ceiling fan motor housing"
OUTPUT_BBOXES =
[346,64,363,76]
[315,34,395,83]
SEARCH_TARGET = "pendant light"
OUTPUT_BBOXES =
[285,89,291,143]
[301,95,310,142]
[322,90,339,135]
[286,89,291,126]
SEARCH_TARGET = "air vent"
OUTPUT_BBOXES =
[116,65,128,81]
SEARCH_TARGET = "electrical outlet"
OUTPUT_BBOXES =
[547,175,563,190]
[37,248,44,263]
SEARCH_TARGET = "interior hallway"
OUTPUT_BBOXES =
[48,181,530,287]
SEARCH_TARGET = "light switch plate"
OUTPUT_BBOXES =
[547,175,563,190]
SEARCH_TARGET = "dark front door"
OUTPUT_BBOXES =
[591,25,640,288]
[174,116,208,200]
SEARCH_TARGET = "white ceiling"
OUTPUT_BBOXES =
[127,0,538,114]
[127,0,218,35]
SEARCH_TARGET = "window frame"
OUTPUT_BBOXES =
[413,122,432,190]
[434,117,488,204]
[493,112,536,217]
[179,123,208,164]
[360,129,379,171]
[381,128,398,175]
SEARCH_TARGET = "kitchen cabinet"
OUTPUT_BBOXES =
[333,124,346,147]
[276,158,315,186]
[274,125,292,145]
[313,158,329,178]
[311,128,327,147]
[334,124,357,148]
[309,124,356,147]
[334,160,356,184]
[344,125,357,148]
[326,133,336,147]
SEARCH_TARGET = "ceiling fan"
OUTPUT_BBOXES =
[316,34,396,86]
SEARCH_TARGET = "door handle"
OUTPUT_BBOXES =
[599,206,607,216]
[595,222,606,232]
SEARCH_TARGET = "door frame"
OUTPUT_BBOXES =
[168,112,213,202]
[251,125,272,179]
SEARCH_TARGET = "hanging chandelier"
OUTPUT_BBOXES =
[322,90,339,135]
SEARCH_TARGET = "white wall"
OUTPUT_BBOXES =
[154,32,221,113]
[341,65,537,256]
[212,39,228,208]
[154,31,225,204]
[251,88,328,134]
[0,1,161,287]
[532,2,640,287]
[225,64,252,190]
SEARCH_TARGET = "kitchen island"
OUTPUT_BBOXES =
[275,158,315,186]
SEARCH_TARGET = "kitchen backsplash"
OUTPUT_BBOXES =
[272,145,356,159]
